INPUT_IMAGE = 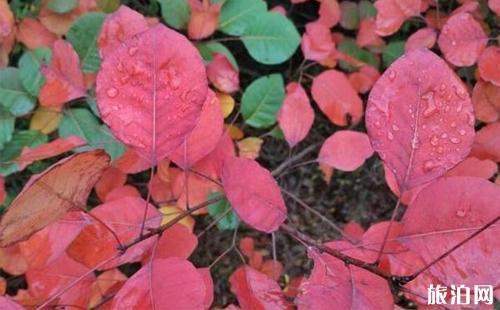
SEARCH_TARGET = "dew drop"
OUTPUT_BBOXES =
[391,124,400,131]
[459,129,466,136]
[128,46,138,56]
[451,40,457,46]
[388,70,396,80]
[387,131,394,141]
[106,87,118,98]
[423,160,435,172]
[439,83,446,91]
[456,210,466,218]
[440,133,448,139]
[430,135,439,146]
[450,137,461,144]
[437,146,444,153]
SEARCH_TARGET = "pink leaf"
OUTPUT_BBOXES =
[222,157,286,233]
[301,22,335,62]
[96,23,208,166]
[207,53,240,93]
[366,48,475,191]
[404,27,437,52]
[470,122,500,162]
[478,46,500,87]
[277,82,314,147]
[445,156,498,179]
[318,130,373,171]
[317,0,341,28]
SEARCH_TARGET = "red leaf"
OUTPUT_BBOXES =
[472,80,500,123]
[437,13,488,67]
[356,18,385,48]
[404,27,437,52]
[94,167,127,202]
[311,69,363,126]
[39,40,86,108]
[16,18,58,49]
[301,21,335,62]
[154,224,198,259]
[96,23,208,166]
[277,82,314,147]
[168,90,224,168]
[114,148,151,174]
[188,0,222,40]
[470,122,500,162]
[195,132,236,178]
[222,157,286,233]
[199,268,214,309]
[400,177,500,288]
[173,170,221,212]
[297,245,393,309]
[348,65,380,94]
[111,257,207,308]
[207,53,240,93]
[446,156,498,179]
[489,0,500,16]
[16,136,86,170]
[98,5,149,59]
[374,0,413,36]
[67,197,161,269]
[478,46,500,87]
[366,49,475,191]
[229,265,289,310]
[0,150,109,246]
[317,0,341,28]
[105,185,141,202]
[0,297,24,310]
[318,130,374,171]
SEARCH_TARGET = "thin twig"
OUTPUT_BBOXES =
[272,143,319,177]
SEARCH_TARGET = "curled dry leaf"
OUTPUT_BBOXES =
[0,150,110,247]
[277,82,314,148]
[98,5,149,59]
[168,90,224,168]
[478,46,500,87]
[96,23,208,166]
[366,49,475,191]
[311,69,363,126]
[437,13,488,67]
[404,27,437,52]
[229,265,289,310]
[39,40,86,108]
[318,130,374,172]
[207,53,240,93]
[222,157,286,233]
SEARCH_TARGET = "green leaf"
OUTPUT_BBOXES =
[337,38,379,72]
[0,108,15,150]
[46,0,78,14]
[340,1,360,30]
[96,0,120,13]
[382,41,405,68]
[241,12,300,65]
[0,130,47,176]
[207,193,239,231]
[359,0,377,18]
[59,108,126,160]
[0,68,36,116]
[18,48,51,97]
[219,0,267,36]
[241,74,285,128]
[66,12,106,73]
[157,0,190,30]
[196,41,239,69]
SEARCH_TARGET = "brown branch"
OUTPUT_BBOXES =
[272,143,319,177]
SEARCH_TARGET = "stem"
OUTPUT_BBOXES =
[272,143,319,177]
[374,196,402,265]
[139,165,156,237]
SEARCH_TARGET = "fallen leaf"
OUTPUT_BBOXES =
[29,107,61,134]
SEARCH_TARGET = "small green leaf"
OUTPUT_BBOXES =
[197,41,239,69]
[382,41,405,68]
[66,12,106,73]
[0,68,36,116]
[0,108,15,150]
[18,48,51,97]
[340,1,360,30]
[59,108,126,160]
[338,38,379,72]
[0,130,47,176]
[359,0,376,18]
[47,0,78,14]
[241,12,300,65]
[241,74,285,128]
[157,0,190,30]
[219,0,267,36]
[207,193,239,231]
[96,0,120,13]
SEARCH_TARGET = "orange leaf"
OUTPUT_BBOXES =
[187,0,222,40]
[16,18,58,49]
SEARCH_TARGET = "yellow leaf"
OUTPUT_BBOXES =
[226,124,244,140]
[237,137,263,159]
[30,107,61,134]
[216,92,235,118]
[159,205,195,231]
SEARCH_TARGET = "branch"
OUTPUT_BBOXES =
[272,143,319,177]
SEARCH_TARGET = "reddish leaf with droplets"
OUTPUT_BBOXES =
[168,90,224,168]
[188,0,222,40]
[470,122,500,162]
[98,5,149,59]
[0,150,109,246]
[222,157,286,233]
[318,130,374,172]
[229,265,289,310]
[301,22,335,62]
[16,136,86,170]
[96,23,208,166]
[296,245,393,309]
[277,82,314,148]
[17,18,58,49]
[478,46,500,87]
[207,54,240,93]
[312,69,363,126]
[404,27,437,52]
[366,49,475,191]
[400,177,500,288]
[67,197,161,269]
[110,257,208,308]
[472,80,500,123]
[437,13,488,67]
[39,40,86,108]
